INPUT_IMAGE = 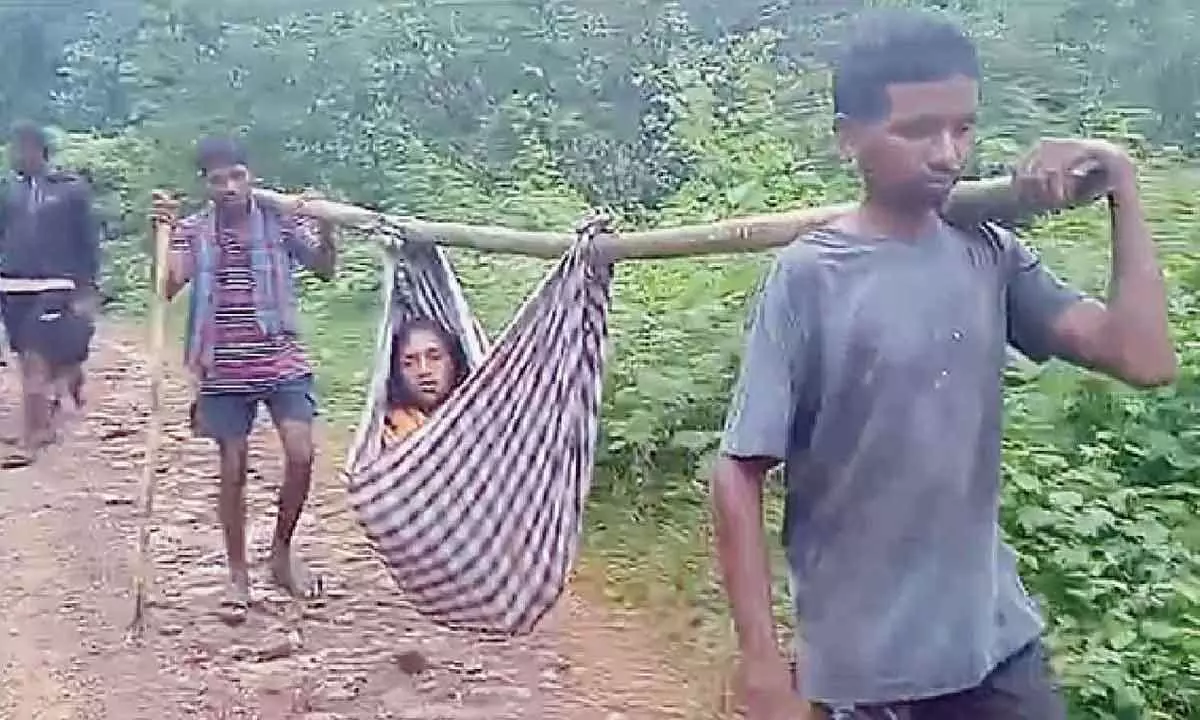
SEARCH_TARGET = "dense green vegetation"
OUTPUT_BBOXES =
[3,0,1198,717]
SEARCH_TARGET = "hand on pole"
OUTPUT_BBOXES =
[150,190,180,229]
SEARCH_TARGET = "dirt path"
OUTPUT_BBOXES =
[0,327,721,719]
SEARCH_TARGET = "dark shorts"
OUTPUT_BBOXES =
[819,642,1067,720]
[193,375,318,441]
[0,290,95,366]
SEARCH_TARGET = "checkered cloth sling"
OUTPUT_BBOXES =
[343,215,614,637]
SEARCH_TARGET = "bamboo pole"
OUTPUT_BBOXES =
[125,196,174,643]
[251,188,852,259]
[254,167,1106,261]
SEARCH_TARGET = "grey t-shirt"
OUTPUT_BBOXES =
[720,221,1082,706]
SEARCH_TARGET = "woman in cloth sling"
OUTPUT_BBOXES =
[382,317,468,446]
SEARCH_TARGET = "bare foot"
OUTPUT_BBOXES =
[269,548,322,599]
[216,574,251,625]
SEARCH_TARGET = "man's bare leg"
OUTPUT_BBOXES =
[269,418,317,597]
[49,363,84,421]
[18,352,53,452]
[216,437,252,620]
[67,364,85,409]
[0,352,40,458]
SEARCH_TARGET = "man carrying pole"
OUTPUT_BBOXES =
[712,9,1174,720]
[152,136,338,622]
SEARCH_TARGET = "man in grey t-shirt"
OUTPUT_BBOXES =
[712,10,1175,720]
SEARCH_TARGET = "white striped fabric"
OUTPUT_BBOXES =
[343,215,614,636]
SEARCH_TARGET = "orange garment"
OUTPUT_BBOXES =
[382,405,428,447]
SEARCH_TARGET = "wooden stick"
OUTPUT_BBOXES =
[253,171,1102,261]
[125,205,173,642]
[252,187,855,260]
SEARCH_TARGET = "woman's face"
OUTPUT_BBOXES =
[397,328,456,411]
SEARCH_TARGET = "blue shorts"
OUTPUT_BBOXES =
[192,375,318,441]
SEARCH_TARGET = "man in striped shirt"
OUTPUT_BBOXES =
[161,136,337,620]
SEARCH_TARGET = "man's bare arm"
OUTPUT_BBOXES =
[307,221,338,280]
[712,455,780,661]
[286,216,337,281]
[165,262,189,301]
[164,222,192,300]
[1050,164,1175,387]
[151,194,190,301]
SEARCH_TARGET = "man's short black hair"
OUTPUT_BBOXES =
[194,135,248,175]
[832,9,980,122]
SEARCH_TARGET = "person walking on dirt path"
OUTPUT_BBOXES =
[712,10,1175,720]
[153,136,339,622]
[0,121,101,465]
